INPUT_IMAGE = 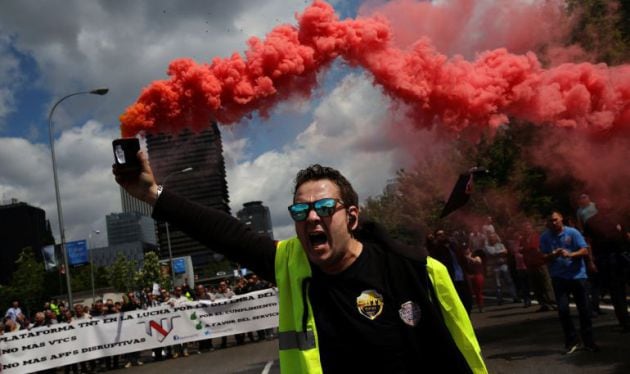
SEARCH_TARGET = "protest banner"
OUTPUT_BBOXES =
[0,289,278,373]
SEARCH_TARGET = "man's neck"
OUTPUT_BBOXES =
[321,239,363,274]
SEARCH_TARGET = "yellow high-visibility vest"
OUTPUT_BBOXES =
[275,237,487,374]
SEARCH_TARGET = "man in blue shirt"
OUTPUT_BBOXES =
[540,211,598,354]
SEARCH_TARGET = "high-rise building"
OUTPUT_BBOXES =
[0,199,54,284]
[237,201,274,240]
[91,242,152,269]
[106,212,157,246]
[144,124,230,278]
[120,189,152,217]
[86,212,158,269]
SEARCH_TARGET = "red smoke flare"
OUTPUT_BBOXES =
[120,0,630,137]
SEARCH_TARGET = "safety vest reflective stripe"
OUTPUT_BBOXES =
[278,330,317,350]
[276,238,322,373]
[275,237,487,374]
[426,257,488,374]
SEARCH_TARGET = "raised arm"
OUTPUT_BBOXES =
[112,150,276,282]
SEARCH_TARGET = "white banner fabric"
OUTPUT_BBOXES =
[0,289,279,373]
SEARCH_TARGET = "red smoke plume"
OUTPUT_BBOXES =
[120,0,630,137]
[358,0,574,58]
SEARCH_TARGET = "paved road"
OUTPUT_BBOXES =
[475,302,630,374]
[108,337,280,374]
[108,301,629,374]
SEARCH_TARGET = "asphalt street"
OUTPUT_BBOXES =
[475,301,630,374]
[103,301,629,374]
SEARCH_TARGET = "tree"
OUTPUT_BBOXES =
[95,266,110,289]
[107,253,137,292]
[566,0,630,64]
[69,265,93,292]
[9,247,46,316]
[224,2,630,244]
[135,251,171,291]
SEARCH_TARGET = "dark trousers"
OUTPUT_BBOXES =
[103,354,120,369]
[587,268,603,313]
[153,347,164,361]
[454,280,473,314]
[199,337,214,350]
[528,266,555,307]
[125,351,141,364]
[235,331,257,344]
[596,253,630,327]
[551,277,594,347]
[515,270,531,304]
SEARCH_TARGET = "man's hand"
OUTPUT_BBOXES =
[559,249,572,258]
[112,150,159,206]
[552,248,565,258]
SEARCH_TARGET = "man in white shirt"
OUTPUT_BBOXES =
[484,233,517,305]
[5,301,22,321]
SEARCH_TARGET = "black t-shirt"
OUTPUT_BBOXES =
[309,242,409,372]
[153,191,472,373]
[584,212,626,255]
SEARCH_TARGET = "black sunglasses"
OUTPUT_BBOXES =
[288,198,344,221]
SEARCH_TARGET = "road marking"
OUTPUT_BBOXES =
[484,296,616,310]
[262,360,273,374]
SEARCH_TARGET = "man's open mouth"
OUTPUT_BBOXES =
[308,232,328,246]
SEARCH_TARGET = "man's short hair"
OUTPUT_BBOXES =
[293,164,358,208]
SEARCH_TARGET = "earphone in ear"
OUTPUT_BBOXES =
[348,215,356,224]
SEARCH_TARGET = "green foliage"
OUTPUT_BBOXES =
[107,251,180,292]
[42,271,64,299]
[135,251,171,290]
[362,122,591,237]
[69,265,93,292]
[107,253,137,292]
[8,247,46,316]
[361,0,630,235]
[473,128,521,187]
[362,160,461,244]
[94,266,110,289]
[567,0,630,64]
[0,284,16,317]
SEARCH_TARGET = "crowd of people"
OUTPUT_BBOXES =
[7,157,630,373]
[427,194,630,354]
[2,274,275,373]
[427,217,555,314]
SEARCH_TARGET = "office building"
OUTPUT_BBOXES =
[237,201,274,240]
[0,199,54,284]
[144,124,230,279]
[91,242,152,268]
[120,189,152,217]
[106,212,157,246]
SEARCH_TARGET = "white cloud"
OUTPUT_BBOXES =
[0,35,21,129]
[0,121,120,245]
[0,0,317,244]
[225,73,413,239]
[1,1,421,246]
[0,0,312,132]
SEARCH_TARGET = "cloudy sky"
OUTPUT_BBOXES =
[0,0,430,246]
[3,0,575,249]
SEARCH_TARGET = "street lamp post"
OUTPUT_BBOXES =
[48,88,108,307]
[88,229,101,303]
[162,167,194,288]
